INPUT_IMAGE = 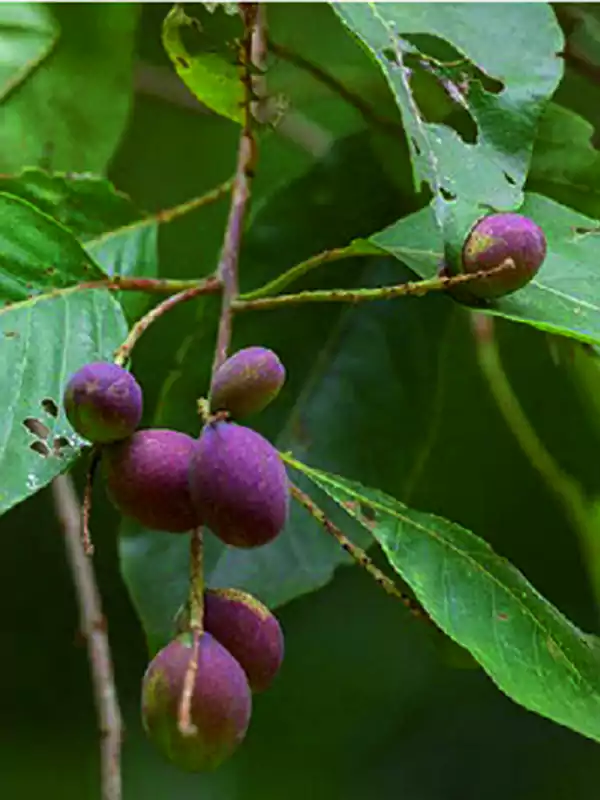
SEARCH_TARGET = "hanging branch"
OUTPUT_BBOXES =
[52,475,123,800]
[211,3,261,374]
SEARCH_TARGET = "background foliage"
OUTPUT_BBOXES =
[4,3,600,798]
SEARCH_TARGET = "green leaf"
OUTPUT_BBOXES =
[0,193,108,299]
[288,457,600,744]
[0,4,57,98]
[0,168,140,239]
[0,168,158,318]
[0,195,128,514]
[162,5,243,124]
[0,5,139,172]
[333,2,563,218]
[370,193,600,347]
[528,104,600,219]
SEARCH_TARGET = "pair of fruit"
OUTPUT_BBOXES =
[142,587,284,771]
[64,346,289,549]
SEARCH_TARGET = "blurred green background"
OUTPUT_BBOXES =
[3,3,600,798]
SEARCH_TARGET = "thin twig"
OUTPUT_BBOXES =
[78,277,202,294]
[52,475,122,800]
[211,3,260,374]
[289,483,430,623]
[233,259,517,312]
[268,38,402,138]
[113,277,221,367]
[239,245,371,300]
[89,177,234,250]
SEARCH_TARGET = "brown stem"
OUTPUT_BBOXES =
[78,277,202,294]
[268,38,402,138]
[52,475,123,800]
[289,483,430,623]
[113,277,221,367]
[211,4,260,375]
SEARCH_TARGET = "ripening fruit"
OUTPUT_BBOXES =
[64,361,142,443]
[189,421,289,548]
[449,212,547,302]
[210,346,285,418]
[104,429,201,532]
[204,588,284,693]
[142,632,252,772]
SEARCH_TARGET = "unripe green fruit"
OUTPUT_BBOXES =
[447,212,547,302]
[142,633,252,772]
[63,362,142,443]
[189,422,289,548]
[104,429,202,532]
[210,346,285,418]
[204,588,284,693]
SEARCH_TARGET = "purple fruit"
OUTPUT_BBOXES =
[142,632,252,772]
[104,429,201,532]
[204,588,284,693]
[210,346,286,418]
[64,361,142,443]
[451,212,547,301]
[189,421,289,548]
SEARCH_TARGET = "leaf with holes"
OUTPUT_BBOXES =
[287,455,600,744]
[333,3,563,220]
[369,193,600,347]
[0,193,128,514]
[162,4,243,124]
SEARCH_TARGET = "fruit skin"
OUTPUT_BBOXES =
[142,632,252,772]
[64,361,142,443]
[104,429,201,532]
[204,588,284,693]
[210,346,285,418]
[448,212,547,302]
[189,421,289,548]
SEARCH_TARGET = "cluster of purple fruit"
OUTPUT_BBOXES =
[63,345,288,770]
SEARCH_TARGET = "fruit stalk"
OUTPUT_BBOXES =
[233,259,515,312]
[178,528,205,737]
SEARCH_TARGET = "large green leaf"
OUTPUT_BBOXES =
[0,5,139,172]
[289,457,600,744]
[333,3,563,219]
[370,193,600,347]
[0,4,57,98]
[0,194,128,514]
